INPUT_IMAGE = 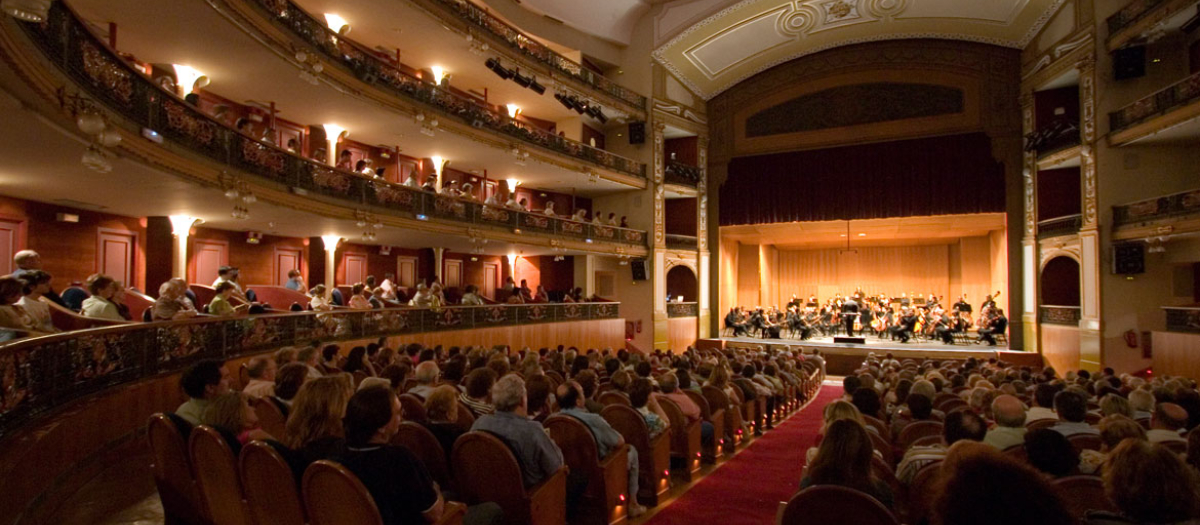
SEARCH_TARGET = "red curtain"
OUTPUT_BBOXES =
[720,133,1005,225]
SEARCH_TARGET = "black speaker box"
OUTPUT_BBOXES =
[628,121,645,145]
[631,258,648,281]
[1114,46,1146,80]
[1113,243,1145,275]
[833,337,866,345]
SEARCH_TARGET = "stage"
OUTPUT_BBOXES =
[699,333,1040,375]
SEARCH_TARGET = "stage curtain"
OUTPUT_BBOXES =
[771,245,952,305]
[720,133,1005,226]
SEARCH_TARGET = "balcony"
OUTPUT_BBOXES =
[240,0,646,181]
[667,302,698,318]
[1040,305,1082,326]
[412,0,646,115]
[1037,214,1083,239]
[14,3,647,251]
[665,234,699,251]
[1106,0,1197,51]
[1109,70,1200,146]
[1025,120,1081,159]
[1112,188,1200,240]
[664,160,701,188]
[1164,306,1200,333]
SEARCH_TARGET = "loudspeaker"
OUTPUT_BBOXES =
[1114,46,1146,80]
[628,122,645,145]
[1113,243,1145,275]
[631,258,648,281]
[833,337,866,345]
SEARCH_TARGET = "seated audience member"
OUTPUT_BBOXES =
[571,209,587,222]
[558,380,647,517]
[409,361,440,400]
[111,282,134,320]
[11,250,66,307]
[176,360,232,425]
[208,281,247,317]
[16,271,55,332]
[806,401,869,464]
[1147,403,1189,445]
[201,392,272,450]
[933,442,1073,525]
[525,375,553,423]
[459,368,497,417]
[283,376,353,467]
[800,419,894,509]
[891,393,935,438]
[297,346,325,380]
[897,410,988,484]
[152,279,198,321]
[271,362,309,416]
[532,285,549,303]
[471,375,565,488]
[1049,390,1099,437]
[80,274,124,320]
[1088,439,1200,525]
[851,387,883,420]
[1129,389,1155,421]
[402,173,419,188]
[575,369,606,414]
[409,284,434,308]
[656,372,713,445]
[1080,415,1146,475]
[308,285,333,311]
[348,283,372,310]
[320,344,342,374]
[591,212,604,225]
[342,346,377,377]
[242,356,277,398]
[423,385,466,461]
[1100,393,1134,419]
[1023,428,1079,478]
[542,201,556,217]
[337,386,504,525]
[460,285,485,305]
[0,276,38,338]
[1027,383,1060,422]
[284,269,305,291]
[212,266,250,303]
[984,395,1027,449]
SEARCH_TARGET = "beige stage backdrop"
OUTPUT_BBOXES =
[720,231,1008,316]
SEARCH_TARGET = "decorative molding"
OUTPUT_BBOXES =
[653,121,667,247]
[1021,92,1038,239]
[1078,56,1098,228]
[653,100,709,125]
[698,135,709,251]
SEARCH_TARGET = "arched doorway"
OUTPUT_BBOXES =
[666,265,698,302]
[1040,256,1081,306]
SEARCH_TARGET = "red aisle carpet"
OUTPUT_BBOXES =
[644,384,844,525]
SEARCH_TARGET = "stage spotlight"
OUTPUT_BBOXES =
[485,58,513,80]
[513,71,532,88]
[529,78,546,95]
[596,111,608,123]
[586,106,601,119]
[496,65,513,80]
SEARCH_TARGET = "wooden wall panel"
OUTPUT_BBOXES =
[1151,331,1200,380]
[736,242,759,308]
[771,245,952,302]
[665,198,697,236]
[1041,324,1081,373]
[188,227,308,287]
[668,317,698,352]
[383,318,625,352]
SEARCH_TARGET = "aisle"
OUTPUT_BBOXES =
[643,383,843,525]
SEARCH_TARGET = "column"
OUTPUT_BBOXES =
[167,216,198,280]
[321,235,340,296]
[433,247,445,282]
[574,254,597,298]
[1019,93,1040,355]
[697,136,712,338]
[145,217,175,291]
[652,120,669,351]
[1077,56,1102,371]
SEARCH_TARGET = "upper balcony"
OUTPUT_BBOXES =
[1106,0,1199,51]
[1111,187,1200,241]
[665,160,702,190]
[1108,69,1200,146]
[1037,214,1083,240]
[6,2,648,253]
[228,0,646,182]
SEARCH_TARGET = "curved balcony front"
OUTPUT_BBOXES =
[2,2,648,254]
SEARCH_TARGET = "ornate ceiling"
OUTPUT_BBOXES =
[651,0,1066,99]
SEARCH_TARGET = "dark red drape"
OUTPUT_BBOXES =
[720,133,1005,225]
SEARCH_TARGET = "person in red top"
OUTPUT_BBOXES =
[655,372,713,446]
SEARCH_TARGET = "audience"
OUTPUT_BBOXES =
[176,360,232,425]
[282,376,352,467]
[557,380,647,517]
[242,356,277,398]
[80,274,124,320]
[270,362,309,416]
[1090,439,1200,524]
[1023,428,1079,478]
[801,419,894,509]
[471,374,564,488]
[1049,390,1099,437]
[200,391,272,450]
[1079,414,1146,474]
[984,394,1027,449]
[896,410,987,483]
[1147,402,1189,444]
[933,442,1072,525]
[10,250,66,307]
[409,361,440,399]
[16,270,55,332]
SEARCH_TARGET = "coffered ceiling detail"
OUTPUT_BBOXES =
[653,0,1065,99]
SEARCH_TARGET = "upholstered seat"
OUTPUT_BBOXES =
[657,397,702,480]
[147,413,207,525]
[598,391,631,406]
[393,421,454,491]
[896,420,943,451]
[240,440,305,525]
[1053,475,1117,520]
[601,404,672,507]
[253,397,286,439]
[778,485,899,525]
[189,425,253,525]
[399,393,428,423]
[451,431,567,525]
[545,414,631,525]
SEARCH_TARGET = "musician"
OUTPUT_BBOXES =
[981,294,997,310]
[933,309,955,345]
[953,295,972,315]
[927,293,941,309]
[977,308,1008,346]
[724,307,749,337]
[786,294,802,310]
[841,295,860,337]
[891,308,917,343]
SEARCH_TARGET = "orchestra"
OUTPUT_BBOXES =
[724,290,1008,346]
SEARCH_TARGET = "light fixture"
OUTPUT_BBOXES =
[507,178,519,191]
[97,128,122,147]
[513,71,532,88]
[858,233,866,237]
[431,155,446,177]
[81,146,112,173]
[76,113,105,135]
[2,0,50,22]
[320,235,342,251]
[506,104,521,118]
[168,215,199,235]
[323,13,350,35]
[529,78,546,95]
[430,66,447,86]
[172,65,208,96]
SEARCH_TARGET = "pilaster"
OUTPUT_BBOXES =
[1020,92,1040,354]
[1077,55,1102,371]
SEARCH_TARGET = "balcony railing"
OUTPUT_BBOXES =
[665,160,702,187]
[17,3,646,249]
[1037,214,1083,239]
[0,301,618,440]
[1107,0,1174,39]
[424,0,646,111]
[1024,119,1080,157]
[667,302,698,318]
[1164,306,1200,333]
[665,233,698,250]
[1109,70,1200,133]
[1112,188,1200,227]
[245,0,645,179]
[1039,305,1081,326]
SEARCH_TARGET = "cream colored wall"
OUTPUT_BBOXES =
[592,254,655,352]
[990,229,1011,315]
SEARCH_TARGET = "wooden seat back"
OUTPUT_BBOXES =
[598,391,631,406]
[189,284,217,311]
[545,414,629,525]
[455,402,476,431]
[399,393,428,423]
[905,461,943,524]
[393,421,453,490]
[147,414,206,525]
[122,289,155,322]
[779,486,898,525]
[658,397,702,478]
[601,404,672,506]
[240,441,305,525]
[685,389,725,459]
[47,299,128,331]
[1002,443,1028,464]
[896,420,943,451]
[1053,475,1116,520]
[1026,418,1057,431]
[302,460,384,525]
[1068,433,1103,453]
[189,425,252,525]
[253,397,287,439]
[451,431,568,525]
[862,415,890,441]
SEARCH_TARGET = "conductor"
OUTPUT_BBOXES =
[842,295,860,337]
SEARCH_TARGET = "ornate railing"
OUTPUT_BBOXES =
[1039,305,1081,326]
[0,301,619,440]
[667,302,698,318]
[1109,70,1200,133]
[424,0,646,111]
[16,3,646,248]
[665,233,698,250]
[1164,306,1200,333]
[1025,119,1080,157]
[1112,188,1200,227]
[243,0,645,179]
[1037,214,1083,239]
[1106,0,1172,38]
[665,160,701,187]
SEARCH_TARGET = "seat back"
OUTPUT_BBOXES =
[47,299,128,330]
[601,404,652,456]
[240,441,305,525]
[701,386,731,413]
[598,391,631,406]
[253,396,287,439]
[399,393,428,423]
[1068,433,1103,453]
[1053,475,1116,520]
[545,414,602,478]
[244,285,310,310]
[189,425,252,525]
[1160,439,1187,455]
[122,289,155,322]
[455,402,475,431]
[1002,443,1028,464]
[862,415,890,440]
[393,422,453,489]
[906,461,943,524]
[896,420,943,450]
[147,414,206,524]
[451,431,532,521]
[302,460,384,525]
[936,398,969,414]
[684,390,712,420]
[189,284,217,311]
[1026,418,1057,431]
[867,429,895,465]
[779,486,899,525]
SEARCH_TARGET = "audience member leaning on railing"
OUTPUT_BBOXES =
[797,352,1200,524]
[159,342,822,525]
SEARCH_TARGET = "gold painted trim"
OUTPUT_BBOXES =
[1108,99,1200,147]
[1036,144,1082,169]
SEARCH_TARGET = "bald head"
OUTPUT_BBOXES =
[992,395,1026,428]
[1153,402,1188,431]
[556,380,583,409]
